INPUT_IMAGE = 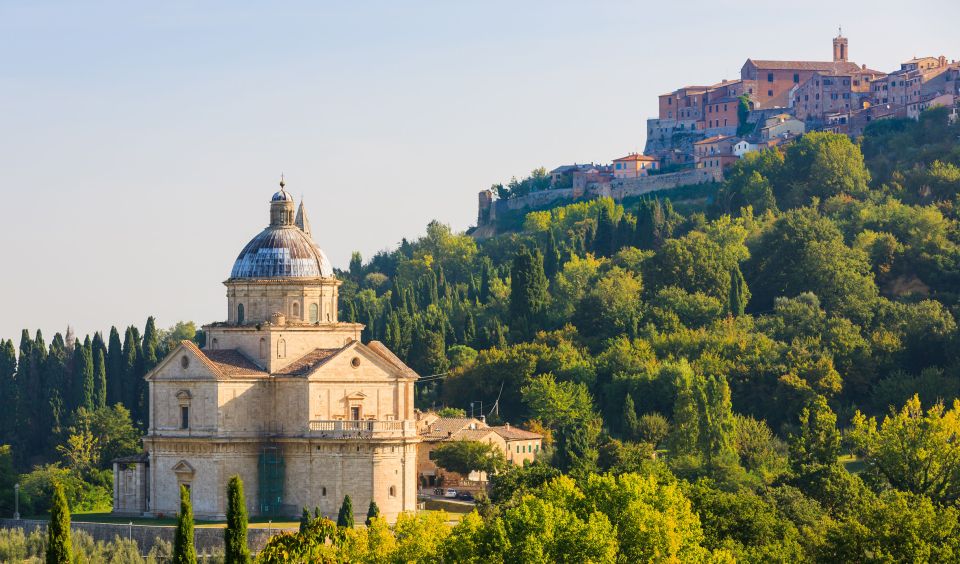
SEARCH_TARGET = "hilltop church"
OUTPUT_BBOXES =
[112,179,420,523]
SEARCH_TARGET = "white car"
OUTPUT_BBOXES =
[444,489,458,498]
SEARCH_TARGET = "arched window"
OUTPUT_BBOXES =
[292,302,300,318]
[237,303,245,325]
[277,338,286,358]
[389,485,396,497]
[259,338,266,359]
[211,338,218,350]
[309,303,319,323]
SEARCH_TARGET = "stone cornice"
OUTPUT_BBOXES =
[223,277,343,287]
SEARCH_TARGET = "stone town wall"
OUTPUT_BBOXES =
[478,168,716,230]
[0,518,295,555]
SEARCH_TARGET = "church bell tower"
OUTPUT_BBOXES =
[833,28,848,62]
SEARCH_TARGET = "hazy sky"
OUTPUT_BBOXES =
[1,1,957,343]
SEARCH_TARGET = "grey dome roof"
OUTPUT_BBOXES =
[272,189,294,202]
[230,226,333,278]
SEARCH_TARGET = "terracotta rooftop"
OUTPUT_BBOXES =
[694,135,732,145]
[421,417,486,440]
[613,153,658,162]
[274,348,340,376]
[446,428,497,442]
[181,340,346,379]
[201,349,269,377]
[746,59,863,73]
[490,425,542,440]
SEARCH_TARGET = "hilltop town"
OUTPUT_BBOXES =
[476,31,959,230]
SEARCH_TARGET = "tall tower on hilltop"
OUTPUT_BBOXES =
[833,28,848,62]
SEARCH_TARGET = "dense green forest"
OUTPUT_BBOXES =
[3,107,960,561]
[324,107,960,560]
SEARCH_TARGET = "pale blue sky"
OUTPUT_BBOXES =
[1,1,957,342]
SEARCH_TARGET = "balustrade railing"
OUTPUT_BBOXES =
[307,419,415,437]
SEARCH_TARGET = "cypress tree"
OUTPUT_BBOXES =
[616,216,632,254]
[337,495,354,528]
[73,338,94,411]
[142,316,160,373]
[43,334,68,440]
[554,424,598,477]
[623,394,641,441]
[0,340,17,442]
[668,363,702,458]
[46,482,72,564]
[16,330,34,453]
[479,258,492,305]
[106,327,124,406]
[365,500,380,526]
[543,231,561,279]
[299,506,311,533]
[462,310,477,346]
[593,204,616,257]
[122,326,141,420]
[635,199,665,250]
[92,348,107,409]
[728,265,749,317]
[509,246,548,337]
[173,485,197,564]
[224,475,250,564]
[700,375,738,466]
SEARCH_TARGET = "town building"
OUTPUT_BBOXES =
[741,31,879,111]
[758,113,806,140]
[612,153,659,179]
[694,135,739,179]
[113,179,421,523]
[549,163,613,192]
[416,413,542,489]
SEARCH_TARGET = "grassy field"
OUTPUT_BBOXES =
[68,512,299,529]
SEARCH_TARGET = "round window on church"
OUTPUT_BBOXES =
[180,356,189,369]
[351,357,361,368]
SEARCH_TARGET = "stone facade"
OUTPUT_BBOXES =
[116,182,421,524]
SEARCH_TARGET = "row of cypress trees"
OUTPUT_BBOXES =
[45,475,252,564]
[0,317,164,460]
[47,475,381,561]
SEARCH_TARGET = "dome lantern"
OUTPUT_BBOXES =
[270,175,295,226]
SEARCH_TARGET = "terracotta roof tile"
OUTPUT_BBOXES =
[694,135,731,145]
[446,428,497,442]
[613,153,658,162]
[274,348,340,376]
[747,59,863,73]
[421,417,487,440]
[490,426,543,440]
[201,349,268,377]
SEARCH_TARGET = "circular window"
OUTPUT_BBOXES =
[180,356,190,369]
[351,357,361,368]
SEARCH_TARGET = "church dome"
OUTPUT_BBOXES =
[230,226,334,278]
[230,179,334,279]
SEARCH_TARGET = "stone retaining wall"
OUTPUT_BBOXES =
[479,168,717,231]
[0,518,295,555]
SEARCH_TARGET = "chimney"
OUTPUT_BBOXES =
[505,423,511,430]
